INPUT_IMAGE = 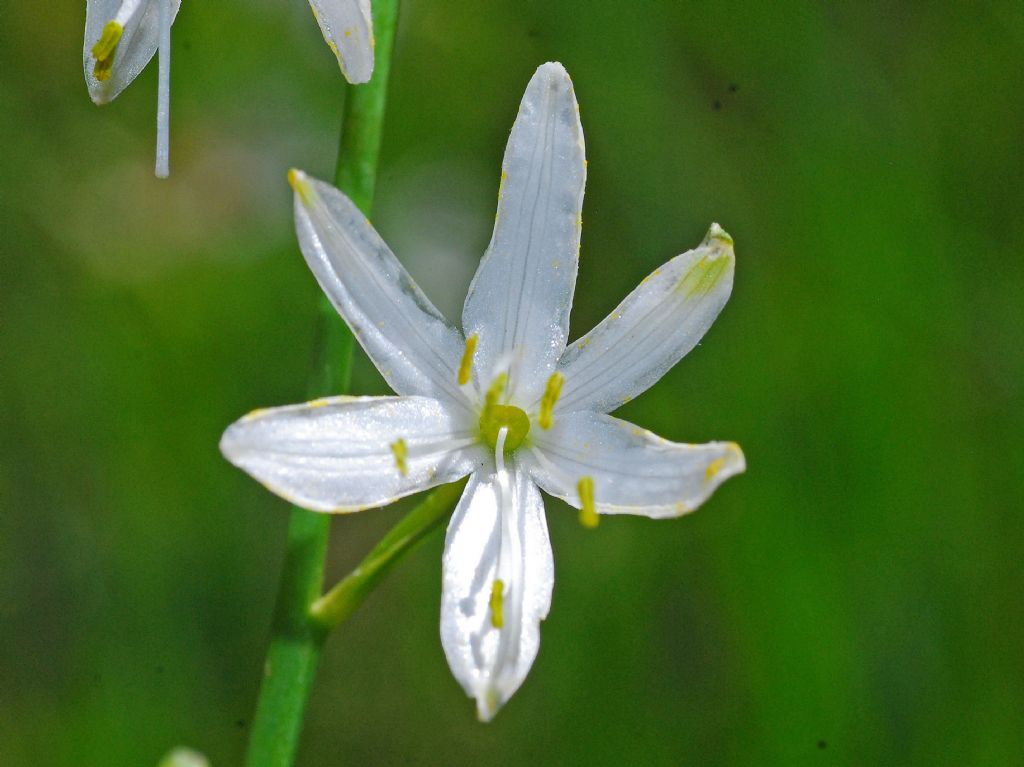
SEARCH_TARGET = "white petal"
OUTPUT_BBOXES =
[308,0,375,84]
[220,396,485,513]
[290,170,470,406]
[552,225,736,415]
[461,62,586,405]
[440,466,554,720]
[84,0,181,105]
[524,411,744,519]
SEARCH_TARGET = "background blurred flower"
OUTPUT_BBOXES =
[308,0,375,83]
[84,0,180,176]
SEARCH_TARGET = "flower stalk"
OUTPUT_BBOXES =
[244,1,402,765]
[310,478,468,631]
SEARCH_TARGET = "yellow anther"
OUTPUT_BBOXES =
[538,372,564,430]
[390,439,408,476]
[458,334,478,385]
[287,168,315,205]
[308,398,330,408]
[91,21,123,81]
[92,21,123,61]
[489,579,505,628]
[94,56,114,82]
[577,476,598,528]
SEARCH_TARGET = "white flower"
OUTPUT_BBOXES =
[83,1,373,178]
[84,0,179,177]
[308,0,375,84]
[221,62,745,720]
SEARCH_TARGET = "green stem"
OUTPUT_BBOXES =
[244,2,400,766]
[334,4,398,215]
[310,479,467,631]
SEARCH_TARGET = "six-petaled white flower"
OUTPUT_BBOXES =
[83,0,374,177]
[220,62,745,721]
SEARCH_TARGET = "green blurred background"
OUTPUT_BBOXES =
[2,2,1022,764]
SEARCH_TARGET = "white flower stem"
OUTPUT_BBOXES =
[155,0,171,178]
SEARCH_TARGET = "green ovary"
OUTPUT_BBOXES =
[480,404,530,452]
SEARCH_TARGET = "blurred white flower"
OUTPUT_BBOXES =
[84,0,179,177]
[156,747,209,767]
[308,0,375,84]
[221,62,744,720]
[83,0,374,178]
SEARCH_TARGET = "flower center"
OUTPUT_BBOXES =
[480,404,530,452]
